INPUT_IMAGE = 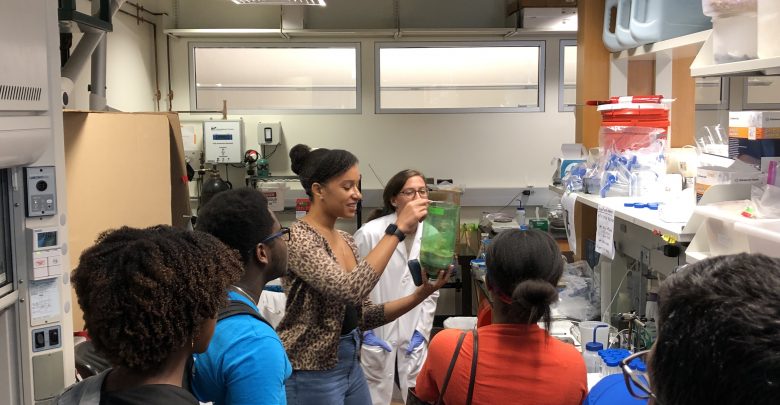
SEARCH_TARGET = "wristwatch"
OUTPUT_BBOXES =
[384,223,406,242]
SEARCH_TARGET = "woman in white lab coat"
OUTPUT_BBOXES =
[354,169,439,405]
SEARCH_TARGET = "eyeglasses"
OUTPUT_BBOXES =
[620,350,660,403]
[398,188,428,198]
[261,227,291,244]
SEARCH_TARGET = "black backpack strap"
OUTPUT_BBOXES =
[465,329,478,405]
[436,331,468,405]
[218,299,272,328]
[185,300,271,395]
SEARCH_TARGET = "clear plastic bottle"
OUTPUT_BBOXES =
[515,205,526,227]
[602,357,621,377]
[583,342,604,373]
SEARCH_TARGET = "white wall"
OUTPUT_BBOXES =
[67,0,174,111]
[64,0,576,220]
[171,36,575,191]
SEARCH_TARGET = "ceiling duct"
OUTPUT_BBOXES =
[231,0,326,5]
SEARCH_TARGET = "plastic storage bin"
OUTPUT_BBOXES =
[629,0,711,44]
[703,0,758,63]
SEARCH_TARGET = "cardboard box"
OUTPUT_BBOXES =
[695,162,762,201]
[63,111,189,330]
[729,111,780,140]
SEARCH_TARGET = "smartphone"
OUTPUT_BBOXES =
[408,259,423,286]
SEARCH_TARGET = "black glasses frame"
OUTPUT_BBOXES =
[398,188,429,198]
[620,349,659,403]
[261,227,291,244]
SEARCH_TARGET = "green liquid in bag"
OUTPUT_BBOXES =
[419,202,459,279]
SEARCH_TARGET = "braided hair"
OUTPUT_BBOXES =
[70,225,242,372]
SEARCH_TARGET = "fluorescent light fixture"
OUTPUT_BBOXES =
[231,0,326,5]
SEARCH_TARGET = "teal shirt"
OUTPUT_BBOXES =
[192,291,292,405]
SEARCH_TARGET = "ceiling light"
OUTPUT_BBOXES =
[231,0,326,5]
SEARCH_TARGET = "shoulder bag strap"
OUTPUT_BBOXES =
[435,331,468,405]
[465,329,479,405]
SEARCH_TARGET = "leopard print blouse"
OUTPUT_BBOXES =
[276,220,386,370]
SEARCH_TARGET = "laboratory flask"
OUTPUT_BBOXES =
[419,201,460,279]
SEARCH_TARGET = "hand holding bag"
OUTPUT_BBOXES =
[407,329,479,405]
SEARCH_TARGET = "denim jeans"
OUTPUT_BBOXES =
[286,328,372,405]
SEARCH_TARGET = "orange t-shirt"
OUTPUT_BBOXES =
[415,324,587,405]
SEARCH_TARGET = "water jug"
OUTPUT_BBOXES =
[419,201,460,279]
[602,0,624,52]
[615,0,641,48]
[629,0,711,44]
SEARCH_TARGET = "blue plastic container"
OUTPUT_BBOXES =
[629,0,711,44]
[602,0,625,52]
[616,0,641,48]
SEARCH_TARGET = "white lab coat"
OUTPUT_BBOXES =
[353,213,439,405]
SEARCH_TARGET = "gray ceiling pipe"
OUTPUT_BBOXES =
[60,0,126,111]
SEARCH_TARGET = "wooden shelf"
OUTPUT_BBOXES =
[613,30,711,61]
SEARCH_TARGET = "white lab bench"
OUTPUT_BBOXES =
[549,184,753,322]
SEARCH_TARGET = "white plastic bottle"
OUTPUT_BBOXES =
[515,205,526,227]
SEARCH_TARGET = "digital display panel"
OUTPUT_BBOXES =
[212,134,233,141]
[36,231,57,248]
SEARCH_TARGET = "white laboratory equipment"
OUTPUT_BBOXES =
[1,1,76,403]
[203,120,244,163]
[258,122,281,146]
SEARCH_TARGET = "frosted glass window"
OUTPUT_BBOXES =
[190,44,359,112]
[376,42,545,113]
[559,40,576,112]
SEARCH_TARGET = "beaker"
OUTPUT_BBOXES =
[419,201,460,279]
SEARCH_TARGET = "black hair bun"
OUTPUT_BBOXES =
[289,144,311,175]
[512,279,558,307]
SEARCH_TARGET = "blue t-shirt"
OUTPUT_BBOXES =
[584,374,648,405]
[192,291,292,405]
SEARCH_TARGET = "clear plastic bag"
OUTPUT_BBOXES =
[597,126,667,197]
[553,260,600,321]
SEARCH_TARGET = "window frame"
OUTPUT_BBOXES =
[558,39,577,112]
[374,41,546,114]
[188,42,362,114]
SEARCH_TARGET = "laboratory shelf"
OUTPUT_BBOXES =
[691,31,780,76]
[549,184,754,245]
[613,30,711,61]
[549,185,694,242]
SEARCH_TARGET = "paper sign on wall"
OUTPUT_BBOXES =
[595,205,615,260]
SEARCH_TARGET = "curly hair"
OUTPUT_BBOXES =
[196,188,274,264]
[71,225,242,372]
[289,144,358,199]
[650,253,780,405]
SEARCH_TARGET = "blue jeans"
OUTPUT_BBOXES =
[285,328,372,405]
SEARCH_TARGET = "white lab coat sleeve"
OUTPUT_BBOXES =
[416,290,439,341]
[353,225,373,260]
